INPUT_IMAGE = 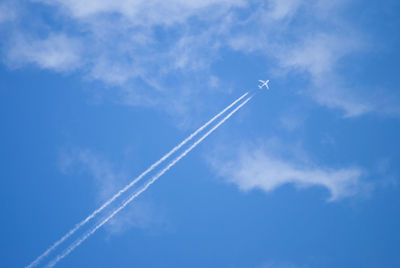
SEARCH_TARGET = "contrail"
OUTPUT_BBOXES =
[26,92,249,268]
[46,95,254,268]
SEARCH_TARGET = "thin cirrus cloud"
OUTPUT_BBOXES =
[6,33,82,72]
[226,2,375,118]
[209,141,365,201]
[0,2,17,24]
[275,33,373,117]
[59,148,127,203]
[2,0,397,119]
[266,0,301,20]
[33,0,246,24]
[59,148,168,234]
[4,0,247,121]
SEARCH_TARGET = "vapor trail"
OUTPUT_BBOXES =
[46,95,254,268]
[26,92,249,268]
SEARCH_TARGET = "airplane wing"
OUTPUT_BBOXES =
[258,80,265,83]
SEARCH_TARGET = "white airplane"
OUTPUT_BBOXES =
[258,79,270,89]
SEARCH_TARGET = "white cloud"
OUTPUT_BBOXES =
[226,2,377,118]
[59,149,125,202]
[266,0,301,20]
[1,0,242,124]
[309,79,372,117]
[7,34,82,72]
[273,33,373,117]
[34,0,245,25]
[209,141,365,201]
[59,148,169,233]
[105,199,170,235]
[3,0,397,120]
[277,34,348,76]
[0,2,17,24]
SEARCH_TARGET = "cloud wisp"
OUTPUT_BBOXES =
[46,92,255,268]
[60,149,169,235]
[6,33,83,72]
[210,142,365,201]
[5,0,389,120]
[26,92,250,268]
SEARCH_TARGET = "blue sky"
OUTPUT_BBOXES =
[1,0,400,267]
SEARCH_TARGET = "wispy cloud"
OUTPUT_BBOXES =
[0,1,17,24]
[105,199,170,235]
[209,140,366,201]
[34,0,246,25]
[42,94,254,267]
[6,33,82,72]
[266,0,301,20]
[3,0,243,122]
[2,0,398,119]
[274,33,372,117]
[28,94,250,267]
[59,148,170,234]
[59,148,126,203]
[226,2,377,117]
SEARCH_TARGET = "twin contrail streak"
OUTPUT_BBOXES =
[46,94,254,268]
[26,92,249,268]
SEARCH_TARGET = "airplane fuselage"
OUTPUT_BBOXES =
[258,79,270,89]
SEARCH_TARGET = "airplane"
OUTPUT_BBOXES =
[258,79,270,89]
